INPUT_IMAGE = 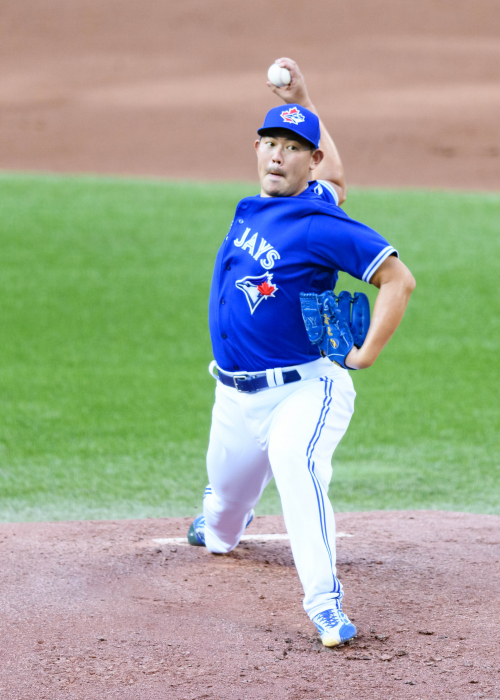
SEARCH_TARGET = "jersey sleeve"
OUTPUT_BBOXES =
[307,209,398,283]
[313,180,339,206]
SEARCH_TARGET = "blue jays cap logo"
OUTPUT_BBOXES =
[280,107,305,125]
[235,273,278,315]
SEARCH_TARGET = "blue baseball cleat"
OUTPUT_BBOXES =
[187,514,208,546]
[312,607,357,647]
[187,511,254,547]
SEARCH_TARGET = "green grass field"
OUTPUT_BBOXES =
[0,173,499,522]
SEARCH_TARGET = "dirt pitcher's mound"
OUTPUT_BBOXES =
[1,511,499,699]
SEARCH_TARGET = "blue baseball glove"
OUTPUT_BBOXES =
[299,290,370,369]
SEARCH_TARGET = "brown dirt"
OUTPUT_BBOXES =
[1,511,499,699]
[1,0,500,190]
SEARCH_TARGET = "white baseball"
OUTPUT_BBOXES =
[267,63,292,88]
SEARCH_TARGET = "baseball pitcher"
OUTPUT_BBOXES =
[187,58,416,647]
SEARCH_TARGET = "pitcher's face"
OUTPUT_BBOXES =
[255,133,322,198]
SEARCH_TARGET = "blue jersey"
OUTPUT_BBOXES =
[209,180,398,372]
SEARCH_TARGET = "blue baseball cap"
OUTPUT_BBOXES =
[257,104,320,149]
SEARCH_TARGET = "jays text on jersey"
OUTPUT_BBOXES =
[209,180,398,372]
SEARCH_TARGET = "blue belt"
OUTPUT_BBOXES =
[217,368,302,393]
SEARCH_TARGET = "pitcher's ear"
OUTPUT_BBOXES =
[310,148,324,169]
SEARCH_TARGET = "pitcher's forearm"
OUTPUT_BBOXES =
[348,281,413,368]
[346,257,416,370]
[313,114,346,202]
[296,98,346,202]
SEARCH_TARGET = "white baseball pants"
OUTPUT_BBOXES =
[203,358,356,619]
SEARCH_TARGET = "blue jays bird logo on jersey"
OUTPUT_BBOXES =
[280,106,305,125]
[235,273,278,315]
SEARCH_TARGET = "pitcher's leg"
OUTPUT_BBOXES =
[268,374,355,618]
[204,384,272,553]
